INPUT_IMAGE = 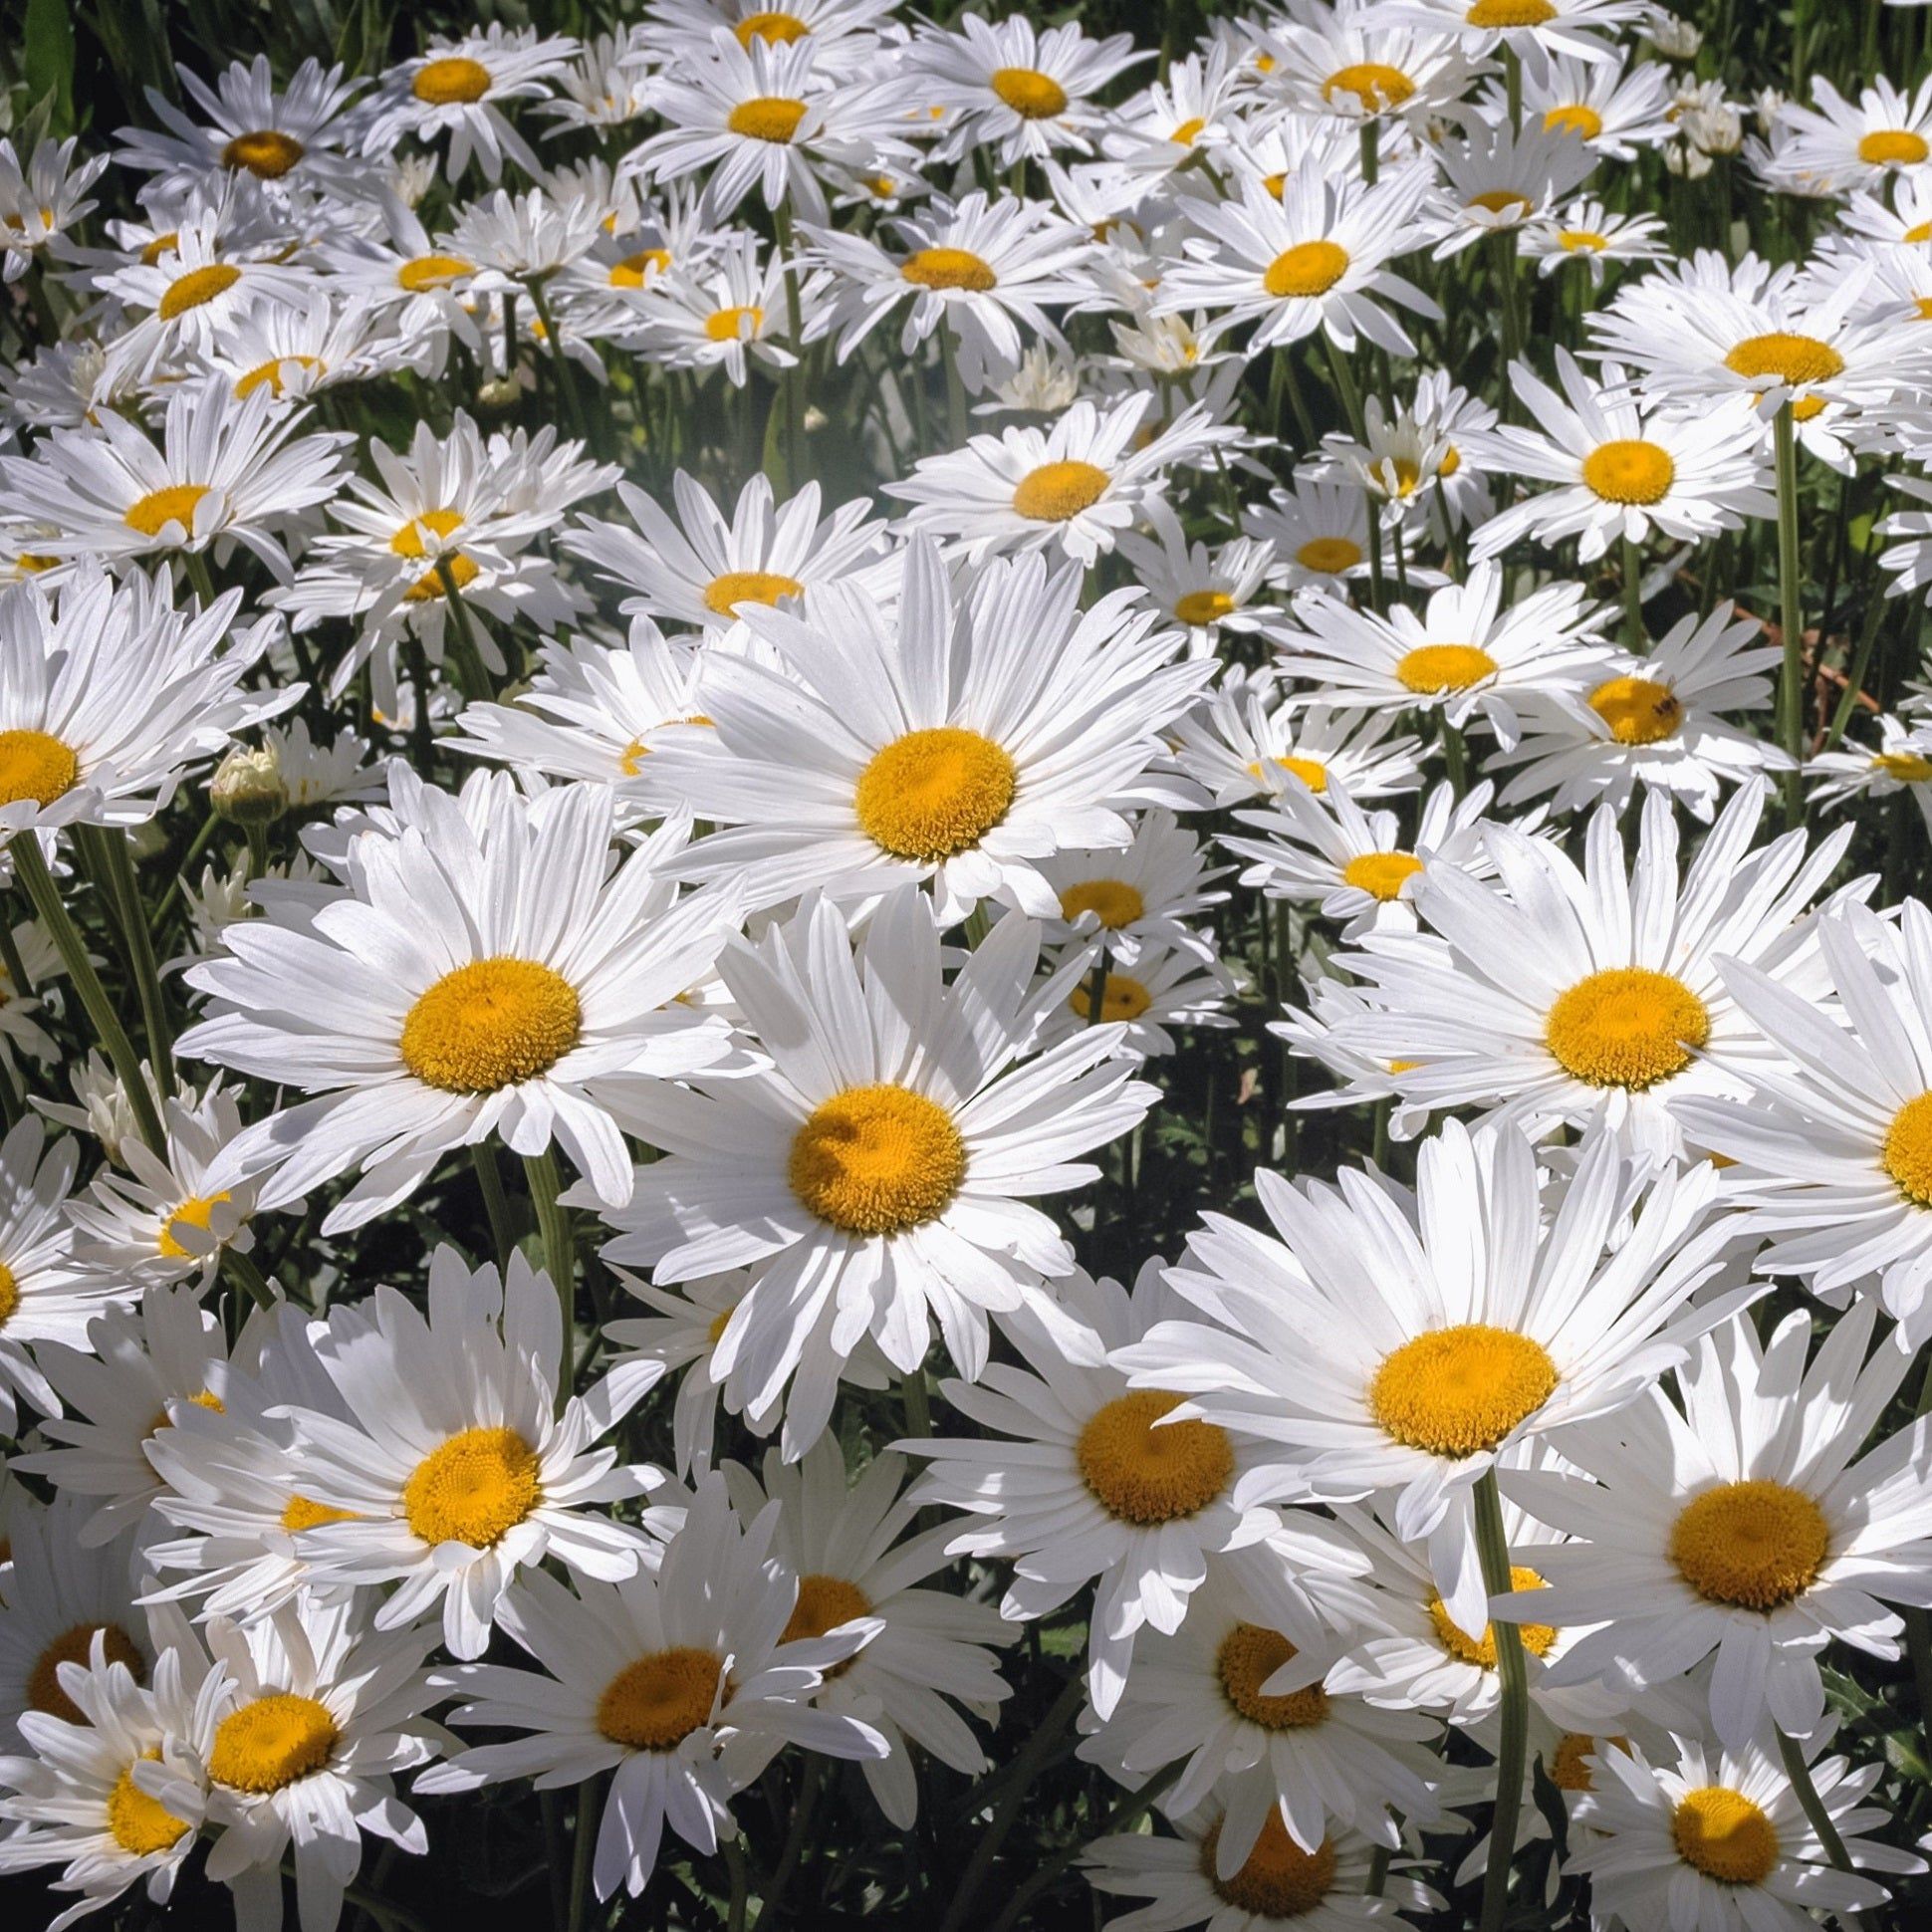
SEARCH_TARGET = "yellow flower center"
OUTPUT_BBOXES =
[1860,129,1930,166]
[1370,1325,1559,1457]
[1669,1480,1829,1610]
[1467,0,1558,23]
[727,96,808,142]
[787,1084,965,1236]
[209,1693,339,1793]
[1395,643,1497,693]
[0,727,80,809]
[1324,63,1415,110]
[399,958,582,1093]
[157,1191,232,1261]
[1296,536,1362,574]
[1426,1569,1558,1666]
[158,263,240,321]
[412,56,492,106]
[1058,879,1145,929]
[1264,240,1349,299]
[140,231,179,266]
[398,253,474,292]
[280,1494,359,1532]
[1581,439,1676,505]
[1169,116,1206,145]
[0,1262,15,1328]
[402,554,479,603]
[1202,1817,1337,1919]
[780,1573,872,1677]
[736,10,810,45]
[597,1647,722,1750]
[1544,967,1710,1089]
[1588,675,1684,745]
[705,304,764,341]
[389,507,464,558]
[28,1623,145,1726]
[108,1751,190,1856]
[124,484,208,541]
[1012,459,1110,522]
[1216,1624,1329,1729]
[901,247,998,292]
[1558,228,1610,252]
[990,67,1069,119]
[222,129,306,178]
[703,568,804,614]
[1546,103,1603,138]
[1175,589,1237,625]
[1723,333,1845,405]
[1341,850,1423,902]
[1251,754,1328,793]
[1672,1787,1781,1885]
[1069,973,1153,1022]
[1550,1732,1626,1792]
[236,353,318,398]
[853,725,1016,860]
[401,1426,542,1548]
[1875,750,1932,783]
[1469,189,1533,217]
[609,248,672,288]
[1076,1389,1234,1525]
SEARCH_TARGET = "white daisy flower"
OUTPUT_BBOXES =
[592,888,1156,1411]
[193,289,421,403]
[360,26,580,181]
[1490,49,1680,159]
[1777,75,1932,187]
[271,1246,659,1658]
[1249,2,1480,126]
[1116,1119,1733,1636]
[1519,198,1670,282]
[1168,684,1425,811]
[1428,119,1601,257]
[644,0,898,81]
[1033,809,1228,966]
[179,775,740,1228]
[416,1472,888,1901]
[0,916,63,1073]
[1114,500,1281,654]
[1242,478,1396,595]
[1808,710,1932,838]
[1376,0,1650,66]
[1040,939,1240,1057]
[0,137,109,284]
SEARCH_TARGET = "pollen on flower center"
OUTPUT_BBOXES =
[1550,1732,1627,1793]
[901,247,998,292]
[1469,189,1533,216]
[1672,1787,1781,1885]
[222,129,306,177]
[1426,1569,1558,1666]
[1669,1479,1830,1609]
[1581,439,1676,505]
[1175,589,1237,625]
[1723,332,1845,395]
[1876,750,1932,783]
[0,727,81,810]
[1012,459,1110,522]
[1070,973,1153,1022]
[209,1693,339,1793]
[1059,879,1146,929]
[727,95,808,142]
[705,303,764,340]
[1341,849,1423,901]
[398,254,475,292]
[1369,1324,1559,1458]
[124,484,209,541]
[736,11,810,47]
[1559,227,1609,252]
[402,1426,542,1548]
[1588,674,1684,745]
[1544,966,1710,1089]
[28,1623,145,1726]
[1546,104,1603,138]
[1395,643,1498,693]
[1264,240,1350,299]
[1881,1090,1932,1204]
[1253,753,1328,793]
[990,66,1069,119]
[1076,1389,1234,1525]
[787,1084,966,1235]
[597,1646,722,1750]
[781,1573,872,1677]
[280,1493,359,1532]
[158,263,240,321]
[1297,536,1362,574]
[1216,1623,1330,1729]
[158,1191,232,1260]
[390,507,465,558]
[236,353,318,398]
[1467,0,1558,24]
[1860,129,1930,166]
[608,247,671,288]
[853,725,1017,860]
[412,56,492,106]
[108,1751,189,1856]
[0,1262,16,1328]
[703,568,804,613]
[1324,62,1414,110]
[1202,1816,1337,1918]
[399,957,583,1093]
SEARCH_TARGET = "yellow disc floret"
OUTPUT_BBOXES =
[1581,439,1676,505]
[1860,129,1930,166]
[124,484,209,541]
[412,57,492,106]
[1216,1623,1330,1729]
[788,1084,966,1235]
[1672,1787,1781,1885]
[280,1494,359,1532]
[209,1693,339,1793]
[401,1426,542,1548]
[1264,240,1349,299]
[1059,879,1146,929]
[108,1752,190,1855]
[0,728,80,811]
[1426,1568,1558,1666]
[900,247,998,291]
[1882,1090,1932,1204]
[1202,1816,1337,1918]
[399,958,583,1093]
[703,569,804,614]
[1069,974,1153,1022]
[1369,1325,1559,1458]
[222,129,306,177]
[28,1624,144,1726]
[158,263,240,320]
[1175,589,1237,626]
[736,11,810,46]
[1394,644,1498,693]
[1296,536,1362,574]
[1544,967,1710,1089]
[1588,675,1684,745]
[1324,63,1414,111]
[597,1647,722,1749]
[157,1192,232,1261]
[1467,0,1557,23]
[1012,459,1110,522]
[1076,1390,1234,1524]
[1341,850,1423,902]
[1669,1479,1830,1609]
[990,67,1069,119]
[853,726,1017,860]
[727,96,808,142]
[1546,104,1603,138]
[780,1574,871,1676]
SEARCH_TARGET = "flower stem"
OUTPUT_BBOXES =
[10,833,166,1155]
[1621,534,1646,650]
[773,201,807,486]
[942,320,969,450]
[435,566,495,703]
[473,1144,516,1271]
[567,1773,603,1932]
[526,276,595,454]
[523,1149,575,1409]
[1472,1469,1529,1932]
[1775,1728,1854,1873]
[81,825,174,1100]
[1774,401,1806,829]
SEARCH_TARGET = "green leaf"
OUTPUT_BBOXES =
[22,0,76,138]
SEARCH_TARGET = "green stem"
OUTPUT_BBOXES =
[567,1774,602,1932]
[147,807,222,936]
[1774,402,1806,829]
[436,566,494,703]
[773,202,807,486]
[1775,1729,1854,1875]
[1473,1469,1529,1932]
[901,1363,932,1436]
[942,320,969,450]
[524,1150,576,1409]
[83,825,174,1098]
[10,834,165,1154]
[1083,951,1112,1027]
[725,1836,752,1932]
[527,277,595,454]
[751,1757,824,1930]
[473,1144,517,1270]
[1322,334,1383,613]
[985,1759,1182,1932]
[223,1246,278,1312]
[1621,534,1645,650]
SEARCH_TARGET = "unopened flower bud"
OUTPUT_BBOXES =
[211,744,288,826]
